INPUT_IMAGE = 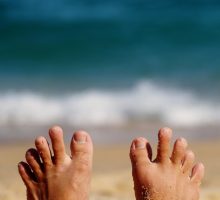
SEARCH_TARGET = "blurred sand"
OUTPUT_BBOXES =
[0,140,219,200]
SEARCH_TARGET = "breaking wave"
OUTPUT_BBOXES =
[0,80,219,127]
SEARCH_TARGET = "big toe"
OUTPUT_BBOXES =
[130,137,152,167]
[70,130,93,172]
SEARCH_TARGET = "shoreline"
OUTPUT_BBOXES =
[1,124,220,145]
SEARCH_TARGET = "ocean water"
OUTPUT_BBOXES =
[0,0,220,139]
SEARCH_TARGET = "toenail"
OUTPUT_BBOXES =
[74,132,87,144]
[160,127,172,137]
[26,151,32,157]
[76,140,86,144]
[134,139,146,149]
[50,126,62,134]
[178,137,187,147]
[35,136,45,146]
[18,163,25,171]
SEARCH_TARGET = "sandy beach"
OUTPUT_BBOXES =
[0,138,219,200]
[1,1,220,199]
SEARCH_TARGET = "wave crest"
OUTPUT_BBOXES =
[0,80,219,127]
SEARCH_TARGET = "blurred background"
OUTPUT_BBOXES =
[0,0,220,199]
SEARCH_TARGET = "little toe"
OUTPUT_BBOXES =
[25,148,44,181]
[156,127,172,163]
[130,137,152,167]
[171,137,188,165]
[35,136,53,169]
[18,162,36,188]
[182,150,195,174]
[191,163,205,185]
[70,130,93,171]
[49,126,66,165]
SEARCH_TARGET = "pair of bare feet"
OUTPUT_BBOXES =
[18,126,204,200]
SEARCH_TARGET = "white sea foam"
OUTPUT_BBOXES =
[0,80,219,127]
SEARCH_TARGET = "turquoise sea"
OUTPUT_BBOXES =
[0,0,220,140]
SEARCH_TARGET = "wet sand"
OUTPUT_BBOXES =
[0,140,219,200]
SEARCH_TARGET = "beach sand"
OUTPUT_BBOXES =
[0,140,219,200]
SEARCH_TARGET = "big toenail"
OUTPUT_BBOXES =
[74,133,86,144]
[134,139,145,149]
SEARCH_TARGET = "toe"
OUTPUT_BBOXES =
[25,148,44,181]
[35,136,53,169]
[49,126,66,165]
[130,137,152,198]
[191,163,205,185]
[18,162,36,188]
[130,137,152,167]
[182,150,195,174]
[171,137,188,165]
[156,127,172,163]
[70,130,93,171]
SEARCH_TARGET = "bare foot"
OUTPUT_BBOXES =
[18,126,93,200]
[130,127,205,200]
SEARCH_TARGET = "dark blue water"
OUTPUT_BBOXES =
[0,0,220,130]
[0,0,220,92]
